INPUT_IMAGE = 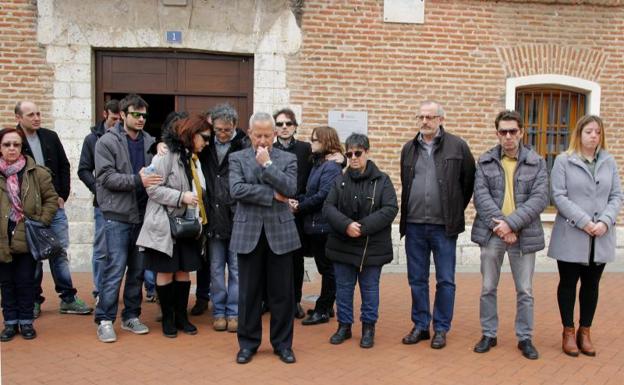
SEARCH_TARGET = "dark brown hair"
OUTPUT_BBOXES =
[494,110,523,131]
[312,126,342,155]
[174,114,212,150]
[273,108,298,127]
[0,128,26,151]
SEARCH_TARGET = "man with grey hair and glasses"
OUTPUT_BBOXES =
[229,112,299,364]
[399,100,475,349]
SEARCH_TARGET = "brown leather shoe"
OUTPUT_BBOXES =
[562,327,579,357]
[213,317,227,332]
[577,326,596,356]
[227,317,238,333]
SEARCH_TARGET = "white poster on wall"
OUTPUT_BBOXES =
[328,111,368,142]
[383,0,425,24]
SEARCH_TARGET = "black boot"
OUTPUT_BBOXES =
[360,323,375,349]
[156,282,177,338]
[330,323,352,345]
[174,281,197,335]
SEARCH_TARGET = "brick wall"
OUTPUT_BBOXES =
[287,0,624,223]
[0,0,53,128]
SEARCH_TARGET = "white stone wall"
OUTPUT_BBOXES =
[36,0,302,271]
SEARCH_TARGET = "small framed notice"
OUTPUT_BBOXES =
[328,111,368,142]
[383,0,425,24]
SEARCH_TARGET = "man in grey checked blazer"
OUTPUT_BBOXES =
[229,112,300,364]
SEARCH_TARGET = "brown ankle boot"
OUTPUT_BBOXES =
[577,327,596,356]
[562,327,579,357]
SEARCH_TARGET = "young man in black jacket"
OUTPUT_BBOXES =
[15,100,93,317]
[78,99,120,302]
[272,108,312,319]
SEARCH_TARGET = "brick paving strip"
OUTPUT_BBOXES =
[1,273,623,385]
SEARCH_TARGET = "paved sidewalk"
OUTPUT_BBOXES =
[2,272,623,385]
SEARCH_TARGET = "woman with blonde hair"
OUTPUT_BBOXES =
[548,114,622,357]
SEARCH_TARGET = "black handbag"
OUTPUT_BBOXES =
[24,218,64,261]
[168,209,202,239]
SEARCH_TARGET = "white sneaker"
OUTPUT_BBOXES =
[97,321,116,343]
[121,317,149,335]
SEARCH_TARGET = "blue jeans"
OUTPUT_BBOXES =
[34,208,77,304]
[94,220,144,324]
[92,207,107,298]
[144,270,155,296]
[209,238,238,317]
[333,262,382,325]
[405,223,457,332]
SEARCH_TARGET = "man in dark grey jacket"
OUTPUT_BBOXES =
[471,110,548,360]
[93,94,161,343]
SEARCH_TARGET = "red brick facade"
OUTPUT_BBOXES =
[0,0,53,128]
[287,0,624,222]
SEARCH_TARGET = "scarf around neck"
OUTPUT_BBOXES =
[0,155,26,222]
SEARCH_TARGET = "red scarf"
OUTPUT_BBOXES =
[0,155,26,222]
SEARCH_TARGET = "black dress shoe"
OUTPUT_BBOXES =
[431,331,447,349]
[301,311,329,326]
[19,324,37,340]
[307,307,335,317]
[274,348,296,364]
[518,339,539,360]
[402,327,430,345]
[330,323,352,345]
[190,298,208,316]
[295,303,305,319]
[0,324,19,342]
[474,336,497,353]
[236,348,256,364]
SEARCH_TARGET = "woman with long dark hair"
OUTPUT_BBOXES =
[137,114,211,338]
[290,126,343,325]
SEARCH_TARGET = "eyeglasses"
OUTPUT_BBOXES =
[417,115,440,121]
[199,133,211,141]
[127,112,149,119]
[345,150,364,158]
[1,142,22,148]
[497,129,519,137]
[275,121,294,127]
[214,127,234,133]
[310,137,319,143]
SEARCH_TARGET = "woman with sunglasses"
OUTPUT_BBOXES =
[323,133,398,348]
[137,114,212,338]
[0,128,59,341]
[548,115,622,356]
[290,126,344,326]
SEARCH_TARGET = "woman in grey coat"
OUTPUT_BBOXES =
[137,114,211,338]
[548,115,622,357]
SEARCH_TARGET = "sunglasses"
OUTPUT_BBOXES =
[345,150,364,158]
[310,137,319,143]
[127,112,149,119]
[276,121,294,127]
[1,142,22,148]
[199,133,211,140]
[497,129,519,136]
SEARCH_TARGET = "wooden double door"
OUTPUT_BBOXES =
[95,50,254,137]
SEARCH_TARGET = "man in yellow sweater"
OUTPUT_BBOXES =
[470,110,549,360]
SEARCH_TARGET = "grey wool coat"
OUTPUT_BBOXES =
[547,150,622,264]
[136,151,192,257]
[471,144,549,253]
[228,147,301,255]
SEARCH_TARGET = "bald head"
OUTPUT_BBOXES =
[15,101,41,134]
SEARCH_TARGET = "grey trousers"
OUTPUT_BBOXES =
[479,236,536,341]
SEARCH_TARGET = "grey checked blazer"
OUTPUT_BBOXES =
[228,147,301,255]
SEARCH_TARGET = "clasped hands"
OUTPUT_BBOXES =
[583,221,608,237]
[492,218,517,245]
